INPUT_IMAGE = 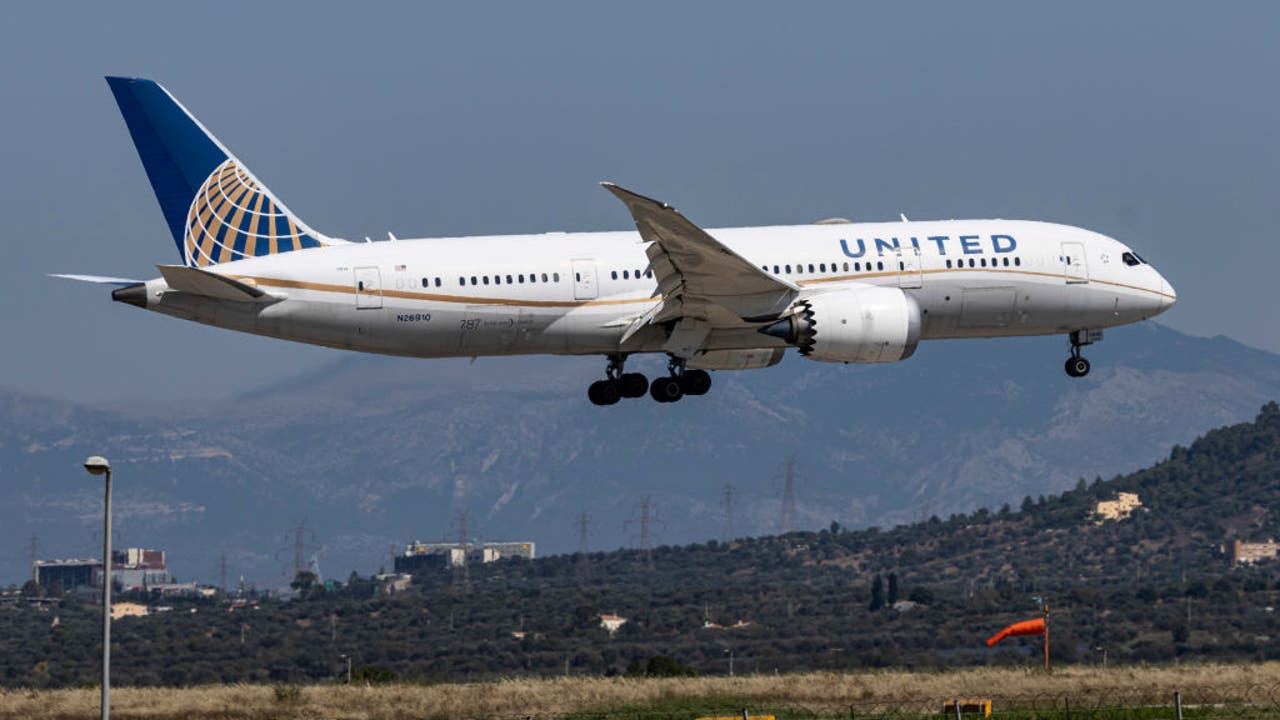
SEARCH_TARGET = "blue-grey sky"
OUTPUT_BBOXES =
[1,2,1276,404]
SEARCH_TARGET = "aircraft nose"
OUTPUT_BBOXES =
[1159,276,1176,311]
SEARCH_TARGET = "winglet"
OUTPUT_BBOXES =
[600,182,677,212]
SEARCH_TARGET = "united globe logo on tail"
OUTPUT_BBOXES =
[183,159,326,267]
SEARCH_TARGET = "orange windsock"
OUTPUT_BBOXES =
[986,617,1046,647]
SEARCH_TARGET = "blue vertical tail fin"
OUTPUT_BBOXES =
[105,77,337,267]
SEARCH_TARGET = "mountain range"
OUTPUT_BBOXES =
[4,321,1279,586]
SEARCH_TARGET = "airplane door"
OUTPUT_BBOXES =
[571,259,598,300]
[897,246,923,289]
[354,267,383,309]
[1061,242,1089,284]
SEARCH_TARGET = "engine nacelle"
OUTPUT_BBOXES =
[760,287,921,363]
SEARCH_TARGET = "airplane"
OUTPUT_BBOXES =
[57,77,1176,405]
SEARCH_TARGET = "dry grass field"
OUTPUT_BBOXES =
[3,663,1278,720]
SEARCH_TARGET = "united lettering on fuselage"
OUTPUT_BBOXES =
[54,77,1177,407]
[839,234,1018,258]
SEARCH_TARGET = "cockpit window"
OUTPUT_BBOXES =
[1121,252,1142,266]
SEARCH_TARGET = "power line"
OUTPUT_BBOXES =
[624,496,659,570]
[781,456,797,534]
[277,520,320,584]
[640,495,652,568]
[724,483,735,542]
[452,508,471,590]
[575,511,591,578]
[28,534,37,585]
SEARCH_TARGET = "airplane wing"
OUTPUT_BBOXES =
[601,183,797,355]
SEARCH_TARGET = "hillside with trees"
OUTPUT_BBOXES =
[3,403,1279,687]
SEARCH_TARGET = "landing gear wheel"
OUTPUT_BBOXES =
[679,369,712,396]
[650,376,684,403]
[618,373,649,398]
[1065,356,1090,378]
[588,380,621,405]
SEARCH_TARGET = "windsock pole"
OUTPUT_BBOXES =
[1043,605,1050,671]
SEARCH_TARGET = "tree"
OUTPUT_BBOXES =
[907,586,934,605]
[626,655,697,678]
[887,573,899,605]
[290,571,319,598]
[869,575,884,611]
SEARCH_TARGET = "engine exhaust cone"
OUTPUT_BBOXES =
[112,282,147,308]
[759,317,795,342]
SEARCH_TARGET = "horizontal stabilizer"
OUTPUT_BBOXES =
[156,265,279,303]
[50,273,143,286]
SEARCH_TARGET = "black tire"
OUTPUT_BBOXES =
[588,380,621,405]
[618,373,649,398]
[649,376,684,403]
[1065,357,1090,378]
[679,369,712,396]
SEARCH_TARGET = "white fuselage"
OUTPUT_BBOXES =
[130,219,1174,361]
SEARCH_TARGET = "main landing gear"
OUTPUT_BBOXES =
[1065,329,1101,378]
[587,354,712,405]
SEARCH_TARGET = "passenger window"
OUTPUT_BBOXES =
[1002,258,1009,267]
[773,265,780,274]
[980,258,987,267]
[785,265,792,273]
[358,281,364,291]
[622,270,629,279]
[506,275,513,284]
[611,271,618,280]
[820,263,826,272]
[553,272,560,282]
[459,277,466,286]
[435,278,441,287]
[542,273,549,282]
[808,264,815,273]
[421,278,429,288]
[946,259,952,269]
[634,269,641,278]
[877,262,884,271]
[494,275,501,285]
[518,274,525,283]
[843,262,849,271]
[1015,257,1021,267]
[899,262,904,270]
[645,270,653,278]
[483,276,490,285]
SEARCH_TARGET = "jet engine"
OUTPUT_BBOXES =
[759,286,921,363]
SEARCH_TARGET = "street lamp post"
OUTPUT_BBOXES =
[339,654,352,684]
[84,456,111,720]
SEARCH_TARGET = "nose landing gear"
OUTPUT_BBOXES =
[1065,329,1101,378]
